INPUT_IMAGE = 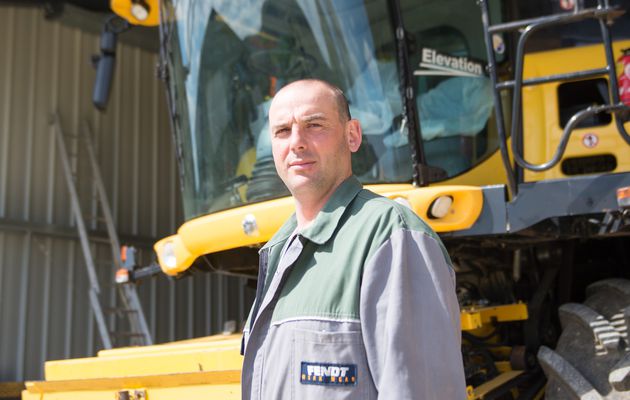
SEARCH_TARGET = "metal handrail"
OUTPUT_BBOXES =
[516,104,627,172]
[508,4,630,173]
[496,68,609,90]
[480,0,517,196]
[479,0,630,196]
[488,7,623,34]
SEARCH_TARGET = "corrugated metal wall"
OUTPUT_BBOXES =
[0,6,253,382]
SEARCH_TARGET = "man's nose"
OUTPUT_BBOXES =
[289,125,307,151]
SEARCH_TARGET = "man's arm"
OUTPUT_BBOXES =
[360,228,467,399]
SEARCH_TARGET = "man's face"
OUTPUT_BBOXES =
[269,81,361,200]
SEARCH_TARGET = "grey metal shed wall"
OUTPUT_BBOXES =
[0,6,253,382]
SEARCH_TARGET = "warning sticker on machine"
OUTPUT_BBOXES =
[414,48,485,77]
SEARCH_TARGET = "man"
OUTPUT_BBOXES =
[241,79,466,399]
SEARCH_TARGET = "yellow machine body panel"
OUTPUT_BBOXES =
[522,40,630,182]
[155,184,483,275]
[151,35,630,278]
[441,142,510,187]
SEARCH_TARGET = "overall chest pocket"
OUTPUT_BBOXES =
[292,328,371,400]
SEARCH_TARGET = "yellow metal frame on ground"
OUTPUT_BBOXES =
[24,303,528,399]
[23,334,243,400]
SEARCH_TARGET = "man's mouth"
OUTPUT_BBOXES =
[289,160,315,168]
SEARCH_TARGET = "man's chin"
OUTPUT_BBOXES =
[285,176,320,195]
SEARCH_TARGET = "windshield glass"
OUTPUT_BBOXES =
[403,0,502,178]
[162,0,499,220]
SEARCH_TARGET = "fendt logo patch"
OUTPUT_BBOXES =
[300,362,357,386]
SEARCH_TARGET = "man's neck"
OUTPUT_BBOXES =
[295,203,321,230]
[293,175,349,230]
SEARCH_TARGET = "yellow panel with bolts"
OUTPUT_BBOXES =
[461,303,529,331]
[478,303,529,324]
[461,310,483,331]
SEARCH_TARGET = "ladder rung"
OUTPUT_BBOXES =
[101,282,121,289]
[496,67,609,91]
[105,307,138,314]
[84,215,107,222]
[95,259,114,266]
[109,331,146,337]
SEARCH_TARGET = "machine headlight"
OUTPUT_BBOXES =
[429,195,453,219]
[162,241,177,269]
[131,2,150,21]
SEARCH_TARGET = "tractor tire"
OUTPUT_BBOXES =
[538,279,630,399]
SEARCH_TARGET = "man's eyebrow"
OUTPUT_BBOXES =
[271,114,326,131]
[302,114,326,122]
[271,121,291,131]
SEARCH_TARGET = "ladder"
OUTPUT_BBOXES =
[51,113,153,349]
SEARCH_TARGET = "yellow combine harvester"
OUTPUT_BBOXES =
[24,0,630,398]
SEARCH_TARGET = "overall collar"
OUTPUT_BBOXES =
[262,176,363,249]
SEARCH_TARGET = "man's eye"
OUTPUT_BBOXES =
[307,123,321,128]
[275,128,290,136]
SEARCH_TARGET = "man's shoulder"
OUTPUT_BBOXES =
[349,188,452,267]
[349,188,436,237]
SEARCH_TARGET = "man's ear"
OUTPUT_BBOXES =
[346,119,362,153]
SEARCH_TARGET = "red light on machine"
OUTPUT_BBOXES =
[617,186,630,209]
[120,245,128,263]
[559,0,575,11]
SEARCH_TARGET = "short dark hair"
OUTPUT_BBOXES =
[282,79,351,122]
